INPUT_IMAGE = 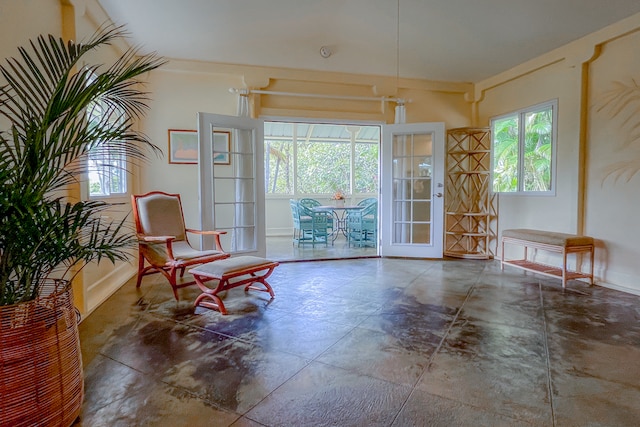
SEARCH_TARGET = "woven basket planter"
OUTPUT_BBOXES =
[0,281,84,427]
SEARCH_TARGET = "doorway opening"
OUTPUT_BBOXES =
[263,120,381,261]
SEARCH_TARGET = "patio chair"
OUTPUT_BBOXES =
[131,191,230,300]
[300,197,334,229]
[289,199,332,246]
[346,200,378,247]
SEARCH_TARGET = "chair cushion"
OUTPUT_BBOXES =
[190,256,276,278]
[171,241,225,261]
[502,229,593,247]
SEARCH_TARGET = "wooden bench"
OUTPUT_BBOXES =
[501,229,594,288]
[189,256,279,315]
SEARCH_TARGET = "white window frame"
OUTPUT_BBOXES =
[490,99,558,195]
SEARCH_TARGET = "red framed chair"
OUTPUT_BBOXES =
[131,191,230,300]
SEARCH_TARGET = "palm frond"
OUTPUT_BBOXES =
[0,24,166,305]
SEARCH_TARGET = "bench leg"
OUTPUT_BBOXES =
[562,250,568,288]
[192,265,277,315]
[193,277,230,314]
[243,268,276,297]
[589,246,595,285]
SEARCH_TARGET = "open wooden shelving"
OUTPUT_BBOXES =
[444,127,497,259]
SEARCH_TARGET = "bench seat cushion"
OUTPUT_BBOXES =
[190,256,276,279]
[502,229,593,247]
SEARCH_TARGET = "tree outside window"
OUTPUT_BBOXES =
[492,100,556,194]
[264,122,379,198]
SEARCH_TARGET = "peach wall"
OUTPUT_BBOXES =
[476,13,640,294]
[586,28,640,292]
[139,60,472,240]
[477,60,582,235]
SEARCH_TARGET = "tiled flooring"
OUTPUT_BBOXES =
[76,250,640,426]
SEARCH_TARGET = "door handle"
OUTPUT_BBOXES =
[433,192,443,198]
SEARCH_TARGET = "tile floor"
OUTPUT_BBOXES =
[76,253,640,426]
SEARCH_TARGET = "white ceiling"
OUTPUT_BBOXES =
[97,0,640,83]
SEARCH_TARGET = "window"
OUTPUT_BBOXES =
[491,100,557,194]
[264,121,379,197]
[86,104,128,197]
[85,73,128,197]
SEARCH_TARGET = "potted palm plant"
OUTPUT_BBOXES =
[0,25,164,426]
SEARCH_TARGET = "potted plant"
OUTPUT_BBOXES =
[0,25,164,426]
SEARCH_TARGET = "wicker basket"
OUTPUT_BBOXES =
[0,281,84,427]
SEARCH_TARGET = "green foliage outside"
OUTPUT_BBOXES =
[493,107,553,192]
[265,129,379,197]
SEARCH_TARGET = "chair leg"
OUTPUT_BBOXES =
[169,267,180,301]
[136,255,145,288]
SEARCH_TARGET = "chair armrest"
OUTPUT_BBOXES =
[184,229,227,252]
[185,229,228,236]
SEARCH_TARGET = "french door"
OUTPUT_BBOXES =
[197,113,266,257]
[380,122,445,258]
[196,114,443,260]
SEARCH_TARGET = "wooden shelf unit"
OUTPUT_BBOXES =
[444,127,497,259]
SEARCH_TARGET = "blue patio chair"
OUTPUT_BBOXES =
[346,200,377,247]
[289,199,332,246]
[358,197,377,207]
[300,197,334,230]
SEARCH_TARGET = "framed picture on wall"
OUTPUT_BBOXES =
[212,130,231,165]
[168,129,231,165]
[168,129,197,164]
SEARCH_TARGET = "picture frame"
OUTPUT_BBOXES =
[168,129,197,164]
[168,129,231,165]
[212,130,231,165]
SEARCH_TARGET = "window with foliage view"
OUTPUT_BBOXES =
[491,100,556,193]
[264,122,379,197]
[86,73,127,197]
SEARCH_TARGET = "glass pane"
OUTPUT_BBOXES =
[412,201,431,222]
[523,107,552,191]
[297,140,350,194]
[265,139,292,194]
[391,131,433,245]
[354,142,378,193]
[492,115,519,192]
[412,223,431,244]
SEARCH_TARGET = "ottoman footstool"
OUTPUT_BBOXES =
[189,256,279,315]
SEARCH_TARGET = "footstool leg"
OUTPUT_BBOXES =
[244,269,276,298]
[194,292,228,315]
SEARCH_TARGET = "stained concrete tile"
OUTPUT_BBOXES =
[459,282,544,330]
[161,339,309,414]
[80,354,240,427]
[543,289,640,346]
[419,319,552,425]
[216,312,354,359]
[316,326,435,386]
[392,387,537,427]
[245,361,412,426]
[292,292,383,326]
[552,373,640,426]
[548,335,640,387]
[100,316,230,377]
[357,308,452,351]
